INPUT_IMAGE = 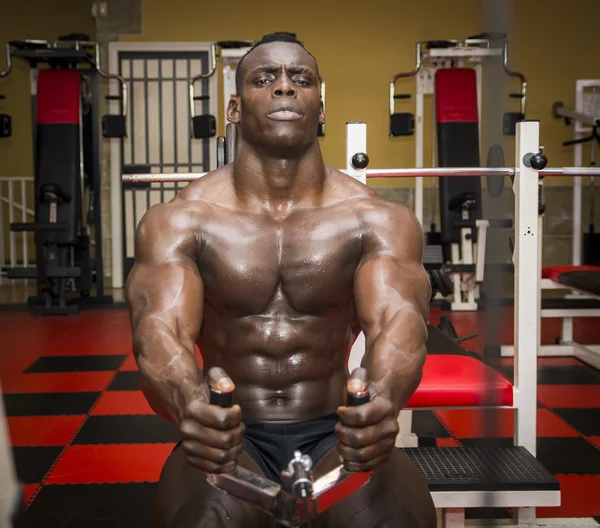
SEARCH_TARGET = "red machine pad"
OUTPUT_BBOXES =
[542,265,600,281]
[36,69,81,125]
[406,355,513,408]
[435,68,478,124]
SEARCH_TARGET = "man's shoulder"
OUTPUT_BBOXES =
[327,168,411,213]
[142,167,232,226]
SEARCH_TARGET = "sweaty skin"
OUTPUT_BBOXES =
[126,41,435,528]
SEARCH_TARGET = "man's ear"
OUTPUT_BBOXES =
[319,99,326,125]
[227,96,241,124]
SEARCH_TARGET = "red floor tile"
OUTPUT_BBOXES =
[45,444,176,484]
[538,385,600,408]
[118,355,138,371]
[2,372,114,393]
[7,416,85,446]
[91,391,155,415]
[23,484,40,505]
[537,357,586,366]
[537,474,600,518]
[435,408,580,438]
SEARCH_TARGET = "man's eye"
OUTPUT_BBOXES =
[256,79,270,85]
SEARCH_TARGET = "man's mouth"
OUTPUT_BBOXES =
[267,108,303,121]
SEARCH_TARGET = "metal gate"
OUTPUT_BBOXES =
[117,49,214,281]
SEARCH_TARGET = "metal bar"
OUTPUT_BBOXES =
[121,166,600,184]
[0,43,12,77]
[189,44,216,119]
[0,182,4,285]
[389,42,422,115]
[129,69,135,168]
[8,181,16,285]
[173,60,178,193]
[502,41,527,115]
[554,103,600,127]
[187,58,192,173]
[368,168,515,177]
[95,43,128,117]
[21,179,28,276]
[159,58,165,203]
[144,59,150,214]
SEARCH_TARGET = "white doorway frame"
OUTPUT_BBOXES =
[108,41,219,289]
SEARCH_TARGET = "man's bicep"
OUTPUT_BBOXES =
[125,205,203,347]
[354,203,430,335]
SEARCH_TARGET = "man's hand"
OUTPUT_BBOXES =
[179,367,245,474]
[335,367,399,473]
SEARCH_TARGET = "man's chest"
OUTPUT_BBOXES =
[198,209,362,314]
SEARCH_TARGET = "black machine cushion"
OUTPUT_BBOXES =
[544,267,600,298]
[435,69,482,244]
[36,69,81,245]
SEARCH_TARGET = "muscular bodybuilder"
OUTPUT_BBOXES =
[126,33,436,528]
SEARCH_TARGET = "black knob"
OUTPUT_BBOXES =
[524,149,548,171]
[209,386,233,408]
[347,389,370,406]
[351,152,369,170]
[530,150,548,170]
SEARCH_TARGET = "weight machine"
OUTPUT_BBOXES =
[0,35,127,314]
[498,82,600,369]
[189,37,326,145]
[389,34,525,311]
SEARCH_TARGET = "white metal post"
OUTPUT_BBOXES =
[0,379,19,528]
[573,81,585,265]
[346,122,367,374]
[513,120,540,454]
[415,87,424,225]
[513,120,541,526]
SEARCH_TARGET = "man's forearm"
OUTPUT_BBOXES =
[132,317,204,424]
[362,310,427,413]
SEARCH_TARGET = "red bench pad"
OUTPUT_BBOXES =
[406,354,513,408]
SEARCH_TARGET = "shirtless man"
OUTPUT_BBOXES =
[126,32,436,528]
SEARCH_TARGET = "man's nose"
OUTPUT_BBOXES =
[273,76,296,97]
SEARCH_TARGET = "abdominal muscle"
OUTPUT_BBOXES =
[197,310,356,423]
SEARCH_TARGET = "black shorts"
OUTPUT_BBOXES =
[242,413,339,483]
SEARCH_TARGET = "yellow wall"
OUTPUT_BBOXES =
[1,0,599,183]
[117,0,600,187]
[0,0,96,177]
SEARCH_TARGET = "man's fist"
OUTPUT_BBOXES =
[335,367,399,472]
[178,367,245,474]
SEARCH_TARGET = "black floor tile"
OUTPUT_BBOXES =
[25,355,126,373]
[465,507,512,519]
[537,437,600,475]
[107,371,140,391]
[23,483,156,528]
[72,415,179,444]
[413,411,451,438]
[551,409,600,436]
[495,365,600,385]
[3,392,100,416]
[459,438,514,449]
[12,446,63,484]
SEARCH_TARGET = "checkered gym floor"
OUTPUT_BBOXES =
[1,307,600,526]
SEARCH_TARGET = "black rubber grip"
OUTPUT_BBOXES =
[347,390,370,406]
[209,386,233,408]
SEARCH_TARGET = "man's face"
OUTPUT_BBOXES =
[227,42,325,155]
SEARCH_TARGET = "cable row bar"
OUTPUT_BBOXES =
[121,166,600,184]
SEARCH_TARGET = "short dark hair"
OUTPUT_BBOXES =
[235,32,319,93]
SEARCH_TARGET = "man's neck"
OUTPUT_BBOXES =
[232,141,326,215]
